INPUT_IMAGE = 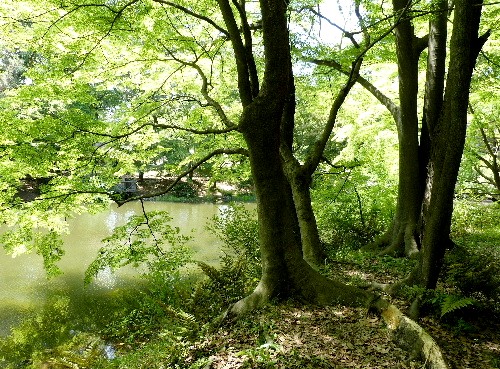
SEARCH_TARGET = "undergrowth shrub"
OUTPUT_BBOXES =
[443,244,500,304]
[188,204,260,321]
[313,175,393,250]
[402,286,476,322]
[170,181,199,199]
[448,201,500,308]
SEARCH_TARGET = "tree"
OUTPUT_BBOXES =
[213,0,378,314]
[306,0,490,311]
[460,40,500,200]
[465,111,500,199]
[407,0,489,292]
[0,0,378,312]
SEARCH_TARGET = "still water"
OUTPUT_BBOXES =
[0,201,234,337]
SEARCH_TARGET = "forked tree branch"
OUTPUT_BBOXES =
[308,1,414,124]
[302,59,363,176]
[217,0,254,106]
[309,59,399,121]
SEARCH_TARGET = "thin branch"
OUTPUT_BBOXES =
[157,46,237,128]
[306,6,360,48]
[152,0,229,37]
[474,165,496,186]
[138,198,165,255]
[306,2,413,124]
[471,150,496,171]
[152,116,238,134]
[479,126,497,160]
[354,0,370,46]
[46,0,142,73]
[41,3,117,38]
[72,122,154,140]
[72,117,238,139]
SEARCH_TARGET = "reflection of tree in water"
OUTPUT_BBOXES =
[94,266,117,289]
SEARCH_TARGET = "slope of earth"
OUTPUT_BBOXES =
[325,253,500,369]
[183,302,423,368]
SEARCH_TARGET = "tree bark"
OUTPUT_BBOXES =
[280,61,362,267]
[392,1,488,304]
[279,61,326,268]
[379,0,422,257]
[225,0,374,315]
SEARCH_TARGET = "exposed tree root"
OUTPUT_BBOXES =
[378,223,420,258]
[373,299,449,369]
[227,274,448,368]
[229,281,274,317]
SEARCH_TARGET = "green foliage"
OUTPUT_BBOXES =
[34,333,109,369]
[84,210,192,284]
[443,244,500,304]
[169,181,199,199]
[402,286,476,320]
[314,174,394,250]
[448,202,500,305]
[187,205,260,321]
[206,204,261,282]
[439,295,476,318]
[0,229,65,277]
[0,295,73,367]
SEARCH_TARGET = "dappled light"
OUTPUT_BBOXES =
[1,0,499,367]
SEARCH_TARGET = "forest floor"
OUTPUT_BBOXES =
[180,260,500,369]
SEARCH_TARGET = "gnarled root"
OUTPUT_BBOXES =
[373,299,448,369]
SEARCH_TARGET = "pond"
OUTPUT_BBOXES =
[0,201,239,337]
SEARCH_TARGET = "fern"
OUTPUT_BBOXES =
[440,295,475,317]
[196,261,223,284]
[157,301,199,329]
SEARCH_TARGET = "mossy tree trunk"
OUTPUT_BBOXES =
[404,0,488,292]
[218,0,374,315]
[378,0,428,258]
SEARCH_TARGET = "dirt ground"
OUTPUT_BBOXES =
[182,300,499,368]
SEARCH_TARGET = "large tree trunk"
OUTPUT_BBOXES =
[229,0,374,316]
[409,0,486,290]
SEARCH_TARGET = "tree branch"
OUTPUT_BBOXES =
[152,116,238,134]
[152,0,229,37]
[414,34,430,55]
[306,6,360,48]
[217,0,254,106]
[302,59,363,177]
[115,147,249,205]
[231,0,259,98]
[310,59,399,121]
[50,0,142,73]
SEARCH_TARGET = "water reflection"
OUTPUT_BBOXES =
[95,266,118,289]
[0,201,251,337]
